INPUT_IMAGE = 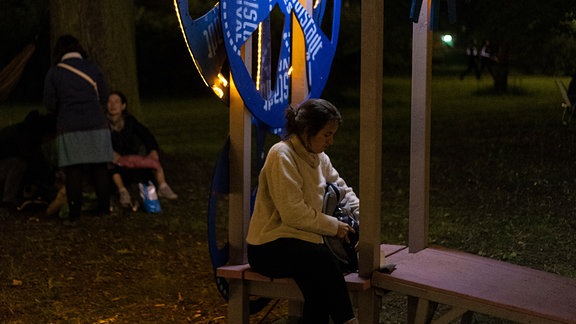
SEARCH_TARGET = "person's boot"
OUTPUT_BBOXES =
[119,188,132,208]
[158,183,178,199]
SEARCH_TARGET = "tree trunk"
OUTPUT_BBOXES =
[492,43,510,94]
[49,0,140,114]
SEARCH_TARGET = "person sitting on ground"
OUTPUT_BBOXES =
[106,90,177,208]
[246,98,360,324]
[0,110,55,210]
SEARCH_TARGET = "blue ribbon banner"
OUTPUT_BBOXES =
[410,0,457,29]
[175,0,228,97]
[220,0,341,129]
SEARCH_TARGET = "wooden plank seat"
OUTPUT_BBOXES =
[216,264,370,323]
[372,245,576,323]
[217,263,372,294]
[216,244,405,323]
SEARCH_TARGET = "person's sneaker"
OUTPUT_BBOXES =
[130,200,140,212]
[119,188,132,208]
[158,183,178,199]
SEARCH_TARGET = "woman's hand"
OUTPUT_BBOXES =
[336,221,356,243]
[113,152,121,164]
[148,150,160,161]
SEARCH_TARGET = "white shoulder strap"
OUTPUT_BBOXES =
[57,63,99,99]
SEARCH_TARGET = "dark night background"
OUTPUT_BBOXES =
[1,0,575,103]
[1,2,576,322]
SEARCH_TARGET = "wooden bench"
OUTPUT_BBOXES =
[217,266,370,323]
[372,245,576,323]
[217,263,372,294]
[217,244,405,323]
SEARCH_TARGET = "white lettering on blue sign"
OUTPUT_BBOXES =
[234,0,259,44]
[294,3,323,60]
[205,18,223,59]
[263,56,290,112]
[285,0,293,13]
[218,0,340,128]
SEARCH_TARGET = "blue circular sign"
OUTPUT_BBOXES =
[175,0,228,95]
[220,0,341,129]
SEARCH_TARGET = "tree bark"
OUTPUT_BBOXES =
[492,43,510,94]
[49,0,140,114]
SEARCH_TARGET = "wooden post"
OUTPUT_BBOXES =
[409,0,432,252]
[288,3,311,319]
[358,0,384,322]
[227,34,253,324]
[359,0,384,279]
[228,42,253,265]
[405,0,434,320]
[292,0,311,102]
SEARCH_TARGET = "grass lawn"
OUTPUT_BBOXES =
[0,74,575,323]
[326,75,575,278]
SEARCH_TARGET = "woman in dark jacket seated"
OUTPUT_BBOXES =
[106,90,177,209]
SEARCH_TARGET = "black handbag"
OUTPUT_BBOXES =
[322,183,359,273]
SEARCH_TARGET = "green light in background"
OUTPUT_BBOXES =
[441,34,454,47]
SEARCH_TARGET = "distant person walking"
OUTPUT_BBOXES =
[43,34,113,224]
[460,42,480,80]
[479,40,497,78]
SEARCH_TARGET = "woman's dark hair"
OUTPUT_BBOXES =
[284,98,342,139]
[53,34,88,63]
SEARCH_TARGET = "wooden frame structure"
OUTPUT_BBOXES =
[224,0,384,320]
[222,0,576,322]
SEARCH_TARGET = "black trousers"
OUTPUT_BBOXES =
[64,163,110,220]
[248,238,355,324]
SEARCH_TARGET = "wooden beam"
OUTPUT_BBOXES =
[292,0,312,103]
[359,0,384,279]
[229,41,253,265]
[409,0,432,253]
[358,0,384,322]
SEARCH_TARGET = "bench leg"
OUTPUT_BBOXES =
[408,298,472,324]
[288,300,303,324]
[408,296,436,324]
[358,289,381,324]
[460,311,474,324]
[228,279,249,324]
[433,307,469,324]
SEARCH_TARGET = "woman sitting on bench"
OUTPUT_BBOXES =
[246,99,360,324]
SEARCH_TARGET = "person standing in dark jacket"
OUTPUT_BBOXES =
[43,35,113,223]
[106,90,177,209]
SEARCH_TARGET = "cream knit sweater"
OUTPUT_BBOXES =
[247,136,360,245]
